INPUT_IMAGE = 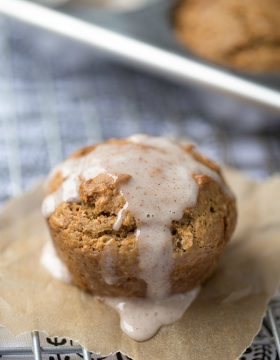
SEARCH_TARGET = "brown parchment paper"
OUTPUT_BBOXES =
[1,169,280,360]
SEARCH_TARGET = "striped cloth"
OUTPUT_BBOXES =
[0,12,280,360]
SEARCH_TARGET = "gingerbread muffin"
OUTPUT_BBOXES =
[42,135,237,299]
[174,0,280,72]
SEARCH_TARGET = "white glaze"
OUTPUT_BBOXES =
[41,241,71,284]
[42,134,223,340]
[101,240,119,285]
[42,174,80,216]
[41,240,199,341]
[113,200,128,231]
[102,288,200,341]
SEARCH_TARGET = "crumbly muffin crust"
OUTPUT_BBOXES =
[45,138,237,297]
[173,0,280,72]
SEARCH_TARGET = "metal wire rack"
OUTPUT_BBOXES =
[0,303,279,359]
[267,299,280,357]
[0,332,91,359]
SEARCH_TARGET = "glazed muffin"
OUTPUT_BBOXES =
[42,135,237,298]
[173,0,280,72]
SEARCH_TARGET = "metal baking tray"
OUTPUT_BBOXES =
[0,0,280,130]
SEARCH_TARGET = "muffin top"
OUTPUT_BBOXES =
[42,135,233,300]
[174,0,280,72]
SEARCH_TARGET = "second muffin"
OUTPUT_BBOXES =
[174,0,280,72]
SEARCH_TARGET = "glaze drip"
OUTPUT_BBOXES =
[102,288,200,341]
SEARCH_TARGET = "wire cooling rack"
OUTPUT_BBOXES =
[0,330,132,359]
[0,302,280,359]
[0,332,92,359]
[268,299,280,357]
